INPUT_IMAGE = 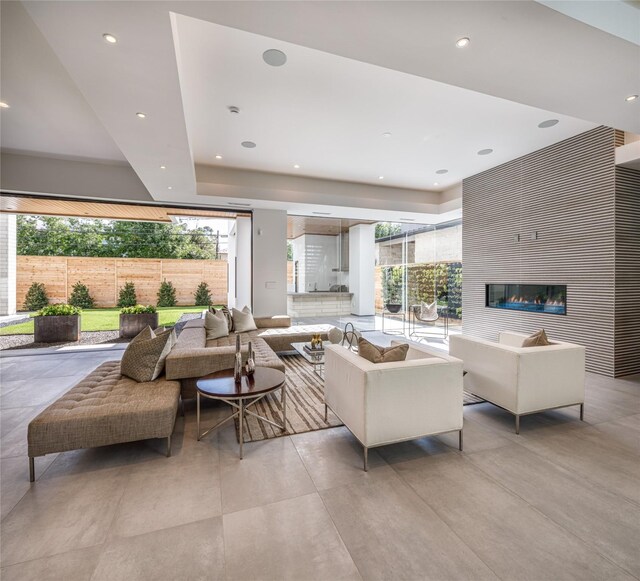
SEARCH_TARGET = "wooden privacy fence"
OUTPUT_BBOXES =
[17,256,228,308]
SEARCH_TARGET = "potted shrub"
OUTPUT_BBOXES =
[383,267,403,313]
[34,304,81,343]
[119,305,159,338]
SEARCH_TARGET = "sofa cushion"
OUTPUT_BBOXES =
[522,329,551,347]
[121,327,175,382]
[233,306,257,333]
[358,337,409,364]
[211,305,234,331]
[205,310,229,340]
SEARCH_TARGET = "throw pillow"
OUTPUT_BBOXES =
[522,329,551,347]
[232,306,257,333]
[358,337,409,364]
[204,309,229,340]
[420,300,438,320]
[212,306,234,332]
[130,325,154,344]
[121,327,176,382]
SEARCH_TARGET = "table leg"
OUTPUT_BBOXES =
[239,399,244,460]
[196,392,201,441]
[282,384,287,432]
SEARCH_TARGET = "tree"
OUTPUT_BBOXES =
[194,282,213,306]
[24,282,49,311]
[69,281,95,309]
[375,222,402,240]
[117,282,137,308]
[157,280,177,307]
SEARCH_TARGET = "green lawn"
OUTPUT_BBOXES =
[0,306,207,335]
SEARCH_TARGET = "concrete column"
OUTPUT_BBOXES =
[252,209,287,316]
[0,214,17,315]
[228,216,252,310]
[349,223,375,316]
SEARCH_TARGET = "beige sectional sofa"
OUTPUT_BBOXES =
[165,315,331,398]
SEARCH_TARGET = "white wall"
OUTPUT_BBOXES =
[0,214,17,315]
[302,234,339,292]
[349,224,375,316]
[252,209,287,316]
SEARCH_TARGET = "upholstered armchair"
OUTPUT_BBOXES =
[449,331,585,433]
[324,341,464,470]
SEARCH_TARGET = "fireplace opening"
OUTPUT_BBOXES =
[486,284,566,315]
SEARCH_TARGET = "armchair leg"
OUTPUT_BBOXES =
[166,436,172,458]
[29,457,35,483]
[580,403,584,421]
[515,415,520,435]
[363,446,369,472]
[458,429,463,451]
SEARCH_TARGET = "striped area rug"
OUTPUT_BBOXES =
[236,355,484,443]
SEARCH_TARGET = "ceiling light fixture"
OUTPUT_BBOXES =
[625,94,638,102]
[262,49,287,67]
[215,155,223,159]
[382,132,392,138]
[538,119,559,128]
[160,165,166,170]
[378,176,384,180]
[312,211,332,215]
[400,218,416,221]
[293,164,300,169]
[456,37,470,48]
[227,202,251,207]
[435,169,448,175]
[434,182,439,186]
[477,148,493,155]
[167,186,172,190]
[228,106,240,114]
[0,102,9,109]
[103,33,117,44]
[136,112,146,119]
[241,141,256,148]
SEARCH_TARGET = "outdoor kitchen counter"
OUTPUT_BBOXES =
[287,292,353,317]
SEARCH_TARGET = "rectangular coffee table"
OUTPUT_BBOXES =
[291,341,331,378]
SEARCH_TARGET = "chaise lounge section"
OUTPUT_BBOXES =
[27,361,180,481]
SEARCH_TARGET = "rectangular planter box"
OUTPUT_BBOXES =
[119,313,159,338]
[34,315,81,343]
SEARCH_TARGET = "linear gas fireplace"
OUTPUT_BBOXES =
[486,284,567,315]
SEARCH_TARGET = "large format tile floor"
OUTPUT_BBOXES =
[1,347,639,580]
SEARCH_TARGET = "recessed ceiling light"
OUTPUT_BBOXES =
[538,119,559,128]
[136,112,146,119]
[382,132,392,138]
[103,33,117,44]
[378,176,384,180]
[477,148,493,155]
[434,182,439,186]
[625,94,638,102]
[293,164,300,169]
[167,186,172,190]
[227,202,251,207]
[400,218,416,221]
[160,165,166,170]
[456,37,470,48]
[312,211,332,215]
[263,49,287,67]
[241,141,256,148]
[436,169,448,175]
[0,101,9,109]
[215,155,223,160]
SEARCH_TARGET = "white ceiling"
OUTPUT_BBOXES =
[174,14,596,191]
[1,1,638,219]
[0,2,125,163]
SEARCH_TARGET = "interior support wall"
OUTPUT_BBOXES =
[462,127,619,376]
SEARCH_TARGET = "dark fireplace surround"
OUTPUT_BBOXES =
[486,284,567,315]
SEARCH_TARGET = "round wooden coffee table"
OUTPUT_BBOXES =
[196,367,286,459]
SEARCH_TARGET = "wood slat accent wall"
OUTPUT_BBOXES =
[614,166,640,376]
[462,126,618,376]
[17,256,228,308]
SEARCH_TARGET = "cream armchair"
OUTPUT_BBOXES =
[449,331,585,433]
[324,341,463,470]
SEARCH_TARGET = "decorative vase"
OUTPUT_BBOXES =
[234,334,242,383]
[245,341,255,376]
